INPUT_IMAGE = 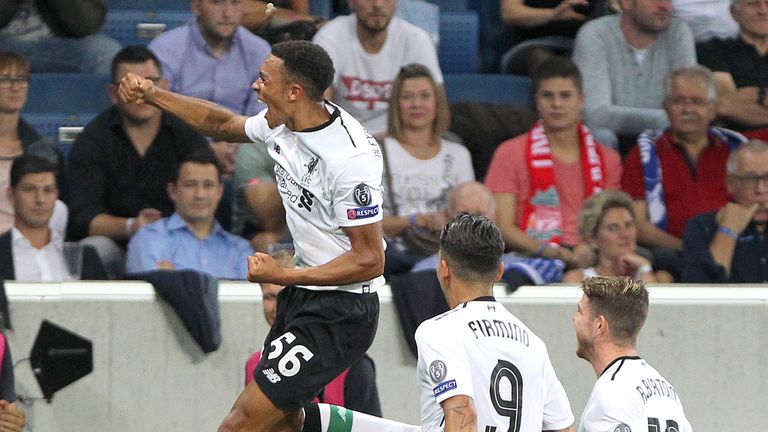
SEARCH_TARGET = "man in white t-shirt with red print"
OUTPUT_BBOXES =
[573,276,692,432]
[118,40,385,432]
[312,0,443,136]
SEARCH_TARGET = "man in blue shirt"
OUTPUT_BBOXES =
[126,150,253,279]
[149,0,271,175]
[682,139,768,283]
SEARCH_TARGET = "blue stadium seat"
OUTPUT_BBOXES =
[24,74,111,114]
[23,113,97,144]
[443,73,531,106]
[104,0,190,10]
[425,0,468,11]
[438,11,479,73]
[105,0,332,18]
[102,10,192,47]
[309,0,333,18]
[466,0,517,72]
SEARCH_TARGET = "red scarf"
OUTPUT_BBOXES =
[522,120,606,244]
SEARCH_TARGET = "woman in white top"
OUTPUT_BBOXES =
[380,64,474,266]
[563,190,672,283]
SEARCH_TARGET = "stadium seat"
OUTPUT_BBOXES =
[102,10,192,47]
[104,0,190,10]
[309,0,333,18]
[24,74,111,114]
[106,0,332,19]
[443,73,531,106]
[438,11,479,73]
[23,113,97,144]
[466,0,518,72]
[425,0,468,12]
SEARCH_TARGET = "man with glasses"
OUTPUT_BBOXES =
[621,65,746,280]
[0,75,27,88]
[682,139,768,282]
[66,45,211,278]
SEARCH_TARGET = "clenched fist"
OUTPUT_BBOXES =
[118,72,157,105]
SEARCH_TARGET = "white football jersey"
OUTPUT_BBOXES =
[416,298,574,432]
[244,102,386,293]
[578,357,692,432]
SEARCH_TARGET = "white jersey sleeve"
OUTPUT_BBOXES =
[243,109,270,143]
[415,317,474,405]
[542,353,576,430]
[580,382,646,432]
[329,148,385,228]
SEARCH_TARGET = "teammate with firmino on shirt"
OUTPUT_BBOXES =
[573,276,693,432]
[416,212,575,432]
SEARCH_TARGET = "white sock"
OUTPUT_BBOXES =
[303,403,421,432]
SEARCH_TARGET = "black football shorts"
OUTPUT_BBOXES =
[253,285,380,411]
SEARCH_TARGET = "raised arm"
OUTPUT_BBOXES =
[118,72,251,143]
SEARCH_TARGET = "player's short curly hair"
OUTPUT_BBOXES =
[581,276,649,345]
[270,41,334,102]
[440,213,505,283]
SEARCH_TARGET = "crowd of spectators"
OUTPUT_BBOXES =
[0,0,764,284]
[0,0,766,426]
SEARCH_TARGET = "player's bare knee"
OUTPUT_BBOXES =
[218,403,261,432]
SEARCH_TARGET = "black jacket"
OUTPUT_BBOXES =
[0,0,106,38]
[0,230,107,280]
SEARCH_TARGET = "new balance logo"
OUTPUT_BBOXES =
[262,368,281,384]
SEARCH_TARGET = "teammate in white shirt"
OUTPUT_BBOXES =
[118,40,385,432]
[417,212,574,432]
[294,213,574,432]
[573,276,693,432]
